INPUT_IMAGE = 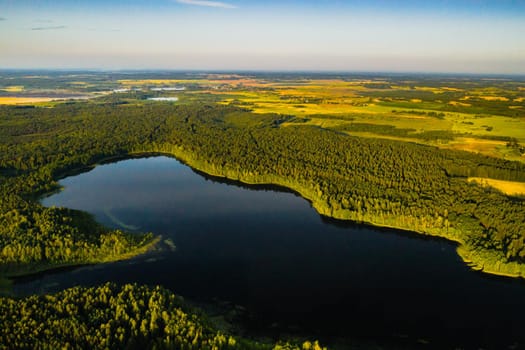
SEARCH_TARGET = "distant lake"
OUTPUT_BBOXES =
[19,156,525,349]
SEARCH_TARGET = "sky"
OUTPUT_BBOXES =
[1,0,524,73]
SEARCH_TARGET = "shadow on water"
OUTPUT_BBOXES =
[190,166,301,195]
[319,215,448,242]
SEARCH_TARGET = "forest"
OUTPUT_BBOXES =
[0,79,524,348]
[0,100,524,280]
[0,282,323,349]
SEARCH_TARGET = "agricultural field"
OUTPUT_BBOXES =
[0,97,59,104]
[177,76,525,162]
[80,73,524,162]
[1,72,523,162]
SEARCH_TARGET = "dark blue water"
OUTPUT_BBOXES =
[18,156,525,349]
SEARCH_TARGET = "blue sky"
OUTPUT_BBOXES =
[1,0,524,73]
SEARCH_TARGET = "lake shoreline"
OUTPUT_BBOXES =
[132,148,525,280]
[13,149,524,283]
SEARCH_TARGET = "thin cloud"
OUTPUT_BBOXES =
[31,25,67,31]
[175,0,237,9]
[0,17,6,21]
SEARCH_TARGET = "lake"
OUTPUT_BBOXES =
[18,156,525,349]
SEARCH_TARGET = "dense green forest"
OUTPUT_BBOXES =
[0,97,524,348]
[145,105,525,277]
[0,101,524,282]
[0,282,323,349]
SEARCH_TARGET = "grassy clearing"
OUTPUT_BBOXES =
[442,137,505,157]
[337,130,427,144]
[284,114,452,131]
[281,117,351,129]
[452,115,525,141]
[468,177,525,196]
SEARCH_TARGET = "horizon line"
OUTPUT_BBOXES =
[1,68,525,78]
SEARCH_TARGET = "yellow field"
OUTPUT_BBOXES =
[468,177,525,196]
[414,86,463,93]
[1,86,24,92]
[0,97,57,105]
[478,96,509,101]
